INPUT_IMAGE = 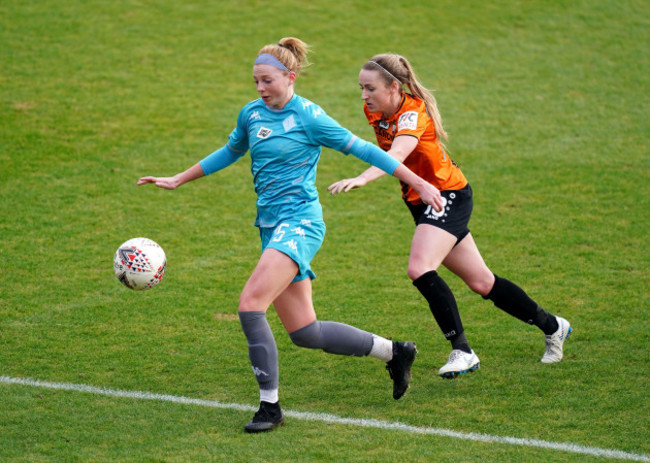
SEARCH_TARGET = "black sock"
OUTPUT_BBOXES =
[449,331,472,354]
[413,270,469,347]
[484,275,558,335]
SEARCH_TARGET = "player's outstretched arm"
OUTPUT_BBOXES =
[328,135,418,194]
[391,164,443,212]
[137,163,205,190]
[327,166,384,194]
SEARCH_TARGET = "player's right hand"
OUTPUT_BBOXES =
[137,176,179,190]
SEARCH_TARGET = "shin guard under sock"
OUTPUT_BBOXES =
[289,320,374,357]
[484,275,558,335]
[239,311,279,394]
[450,331,471,354]
[413,270,467,349]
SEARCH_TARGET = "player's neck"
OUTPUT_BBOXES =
[382,92,403,118]
[274,91,294,110]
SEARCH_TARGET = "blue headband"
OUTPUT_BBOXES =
[254,53,291,72]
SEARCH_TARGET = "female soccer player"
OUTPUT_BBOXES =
[328,54,572,379]
[138,39,443,433]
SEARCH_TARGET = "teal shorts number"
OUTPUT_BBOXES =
[259,218,326,283]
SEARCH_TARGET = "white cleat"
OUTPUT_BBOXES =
[438,349,480,379]
[541,316,572,364]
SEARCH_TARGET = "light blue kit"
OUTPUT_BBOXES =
[199,94,400,279]
[200,94,399,228]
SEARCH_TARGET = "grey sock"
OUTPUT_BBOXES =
[239,311,278,392]
[289,320,374,356]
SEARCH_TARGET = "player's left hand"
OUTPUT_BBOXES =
[417,183,444,212]
[327,177,367,195]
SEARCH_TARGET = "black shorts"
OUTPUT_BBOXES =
[406,184,473,244]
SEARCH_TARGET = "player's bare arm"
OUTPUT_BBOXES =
[137,163,205,190]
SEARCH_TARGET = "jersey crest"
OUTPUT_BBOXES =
[257,127,272,139]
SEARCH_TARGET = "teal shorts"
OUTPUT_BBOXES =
[259,218,326,282]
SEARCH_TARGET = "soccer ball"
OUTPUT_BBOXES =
[113,237,167,290]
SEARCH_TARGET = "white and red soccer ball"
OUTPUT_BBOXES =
[113,237,166,290]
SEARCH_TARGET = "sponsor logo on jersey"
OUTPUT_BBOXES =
[398,111,418,131]
[283,115,296,132]
[375,127,395,141]
[379,120,390,129]
[249,111,261,121]
[257,127,272,139]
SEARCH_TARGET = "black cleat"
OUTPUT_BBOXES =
[385,341,417,400]
[244,401,285,433]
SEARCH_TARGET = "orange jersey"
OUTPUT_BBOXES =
[364,93,467,204]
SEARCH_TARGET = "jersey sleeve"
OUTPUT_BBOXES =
[199,142,245,175]
[299,103,399,175]
[345,137,399,175]
[199,107,249,175]
[227,105,251,153]
[395,107,428,140]
[300,103,356,152]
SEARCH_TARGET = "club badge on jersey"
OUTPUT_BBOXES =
[257,127,272,138]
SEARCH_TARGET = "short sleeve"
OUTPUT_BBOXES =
[300,103,356,152]
[396,109,427,140]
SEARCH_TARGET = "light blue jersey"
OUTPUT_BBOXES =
[200,94,400,228]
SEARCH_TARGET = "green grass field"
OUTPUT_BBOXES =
[1,0,648,461]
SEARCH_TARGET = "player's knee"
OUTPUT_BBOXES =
[238,290,268,312]
[289,321,322,349]
[466,273,495,297]
[407,262,429,281]
[238,295,255,311]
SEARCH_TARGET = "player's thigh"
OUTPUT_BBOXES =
[442,233,494,295]
[273,278,317,333]
[408,224,457,280]
[239,248,299,311]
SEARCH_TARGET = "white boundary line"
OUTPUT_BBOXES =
[2,375,648,462]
